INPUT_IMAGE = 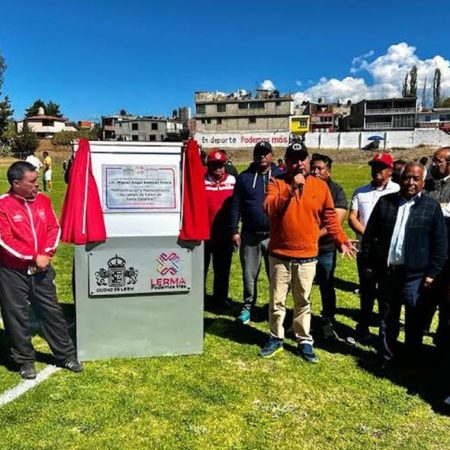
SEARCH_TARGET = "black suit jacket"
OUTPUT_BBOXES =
[360,192,448,278]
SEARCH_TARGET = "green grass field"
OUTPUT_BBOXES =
[0,163,449,450]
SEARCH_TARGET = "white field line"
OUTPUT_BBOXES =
[0,365,61,407]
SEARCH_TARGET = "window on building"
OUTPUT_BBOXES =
[132,135,139,141]
[239,102,249,109]
[132,123,139,131]
[197,104,206,114]
[217,118,222,124]
[299,119,307,128]
[207,119,211,124]
[149,135,156,141]
[201,119,206,124]
[250,102,264,109]
[440,114,450,121]
[217,104,226,113]
[161,135,164,140]
[42,119,54,127]
[425,115,431,122]
[151,123,158,130]
[119,122,122,127]
[249,117,257,124]
[275,101,281,106]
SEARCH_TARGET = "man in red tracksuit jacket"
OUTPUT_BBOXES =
[204,149,236,308]
[0,161,83,379]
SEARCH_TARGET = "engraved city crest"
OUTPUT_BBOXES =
[95,255,139,287]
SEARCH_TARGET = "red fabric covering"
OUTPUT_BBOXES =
[60,139,107,244]
[178,140,210,241]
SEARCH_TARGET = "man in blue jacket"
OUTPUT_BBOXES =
[360,161,448,368]
[230,141,283,324]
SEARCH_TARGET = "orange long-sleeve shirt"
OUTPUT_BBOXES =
[264,174,347,259]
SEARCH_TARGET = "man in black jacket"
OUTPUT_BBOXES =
[310,153,348,339]
[360,161,448,367]
[230,141,283,324]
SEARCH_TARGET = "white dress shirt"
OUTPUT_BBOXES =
[388,193,421,266]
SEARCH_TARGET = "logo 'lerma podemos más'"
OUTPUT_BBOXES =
[151,252,188,290]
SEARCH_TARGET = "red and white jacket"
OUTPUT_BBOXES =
[0,192,61,270]
[205,173,236,239]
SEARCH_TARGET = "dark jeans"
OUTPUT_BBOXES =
[0,266,76,365]
[378,268,424,362]
[204,238,233,302]
[240,230,270,311]
[316,251,337,321]
[356,255,379,334]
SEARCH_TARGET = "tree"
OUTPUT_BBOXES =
[12,122,38,155]
[421,76,431,108]
[433,68,441,108]
[45,101,62,117]
[402,73,409,97]
[0,52,14,144]
[441,97,450,108]
[409,65,417,97]
[25,99,46,117]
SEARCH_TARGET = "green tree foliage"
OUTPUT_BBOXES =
[52,129,101,146]
[402,73,408,97]
[0,52,14,144]
[433,68,441,107]
[409,65,417,97]
[45,101,62,117]
[25,99,46,117]
[12,122,38,155]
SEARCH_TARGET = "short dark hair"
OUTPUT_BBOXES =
[393,159,406,165]
[311,153,333,169]
[43,151,49,157]
[7,161,37,185]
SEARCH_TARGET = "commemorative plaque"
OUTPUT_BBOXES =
[103,164,178,212]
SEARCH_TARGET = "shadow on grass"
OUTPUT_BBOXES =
[334,277,360,293]
[357,343,450,415]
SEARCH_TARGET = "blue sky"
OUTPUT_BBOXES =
[1,0,449,121]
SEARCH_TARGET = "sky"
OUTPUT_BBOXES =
[1,0,450,121]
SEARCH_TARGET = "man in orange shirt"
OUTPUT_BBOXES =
[261,141,355,362]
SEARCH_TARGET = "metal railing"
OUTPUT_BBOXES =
[365,122,392,129]
[365,107,416,115]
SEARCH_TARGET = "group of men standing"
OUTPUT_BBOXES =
[203,140,450,370]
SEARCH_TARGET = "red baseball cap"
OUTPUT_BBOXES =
[207,149,227,163]
[368,153,393,169]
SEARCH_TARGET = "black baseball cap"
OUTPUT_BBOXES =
[253,141,273,158]
[285,141,308,160]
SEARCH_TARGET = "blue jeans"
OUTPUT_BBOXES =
[378,268,424,362]
[240,230,270,311]
[316,251,337,321]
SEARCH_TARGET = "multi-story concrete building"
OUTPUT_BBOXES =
[302,101,351,133]
[114,117,183,142]
[195,89,293,133]
[342,97,417,131]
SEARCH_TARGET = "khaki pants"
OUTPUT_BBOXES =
[269,256,317,344]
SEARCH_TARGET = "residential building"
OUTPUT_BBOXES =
[303,100,351,133]
[416,108,450,132]
[101,113,136,140]
[342,97,417,131]
[78,120,95,130]
[114,117,183,142]
[17,107,76,138]
[195,89,293,133]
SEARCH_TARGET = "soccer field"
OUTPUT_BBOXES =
[0,163,449,450]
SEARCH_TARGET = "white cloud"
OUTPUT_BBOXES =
[293,42,450,106]
[260,79,275,91]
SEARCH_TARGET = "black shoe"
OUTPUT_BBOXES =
[63,359,84,373]
[20,362,37,380]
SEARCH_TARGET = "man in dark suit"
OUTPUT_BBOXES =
[360,161,448,368]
